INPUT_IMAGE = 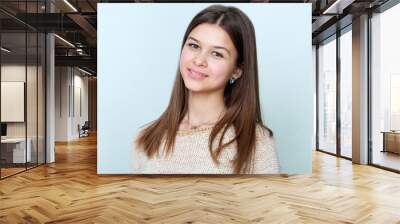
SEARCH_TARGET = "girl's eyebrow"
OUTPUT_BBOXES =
[188,36,231,56]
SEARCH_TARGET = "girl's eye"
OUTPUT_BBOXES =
[188,43,199,49]
[212,51,224,58]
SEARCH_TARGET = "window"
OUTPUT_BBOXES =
[318,36,337,154]
[371,3,400,171]
[339,28,352,158]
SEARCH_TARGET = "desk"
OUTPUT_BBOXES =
[381,131,400,154]
[1,138,31,163]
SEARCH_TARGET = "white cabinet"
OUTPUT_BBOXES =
[1,138,32,163]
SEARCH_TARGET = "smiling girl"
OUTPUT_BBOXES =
[133,5,280,174]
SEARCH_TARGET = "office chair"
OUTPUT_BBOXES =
[79,121,90,138]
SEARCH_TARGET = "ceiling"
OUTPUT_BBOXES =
[0,0,393,75]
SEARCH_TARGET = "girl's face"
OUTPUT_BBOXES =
[179,23,242,93]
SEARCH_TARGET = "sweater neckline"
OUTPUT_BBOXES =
[176,126,214,136]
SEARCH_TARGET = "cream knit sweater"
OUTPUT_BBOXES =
[132,124,280,174]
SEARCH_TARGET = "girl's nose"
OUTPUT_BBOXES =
[193,52,207,67]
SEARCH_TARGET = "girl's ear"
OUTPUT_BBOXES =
[233,64,243,80]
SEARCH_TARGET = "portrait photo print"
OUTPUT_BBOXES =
[98,3,313,174]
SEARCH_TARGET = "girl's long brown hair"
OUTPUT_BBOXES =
[135,5,273,174]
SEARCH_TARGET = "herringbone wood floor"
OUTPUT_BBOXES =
[1,134,400,223]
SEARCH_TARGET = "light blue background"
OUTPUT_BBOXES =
[98,3,312,174]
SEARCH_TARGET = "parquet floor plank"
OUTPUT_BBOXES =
[1,134,399,223]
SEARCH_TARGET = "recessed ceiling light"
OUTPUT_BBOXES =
[322,0,354,15]
[1,47,11,53]
[54,34,75,48]
[63,0,78,12]
[78,67,93,76]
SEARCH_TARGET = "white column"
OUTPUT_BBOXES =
[46,33,55,163]
[352,14,369,164]
[46,1,55,163]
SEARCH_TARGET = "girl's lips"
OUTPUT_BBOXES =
[187,68,208,80]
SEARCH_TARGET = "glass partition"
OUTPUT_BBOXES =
[27,0,40,170]
[1,31,28,177]
[0,1,46,179]
[38,32,45,165]
[27,30,38,169]
[317,35,337,155]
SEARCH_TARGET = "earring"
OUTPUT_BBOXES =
[229,76,236,84]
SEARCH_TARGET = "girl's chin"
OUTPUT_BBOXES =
[184,83,207,92]
[185,86,207,93]
[183,79,225,93]
[185,85,222,94]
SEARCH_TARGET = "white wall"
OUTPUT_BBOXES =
[55,66,69,141]
[72,72,89,138]
[55,67,89,141]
